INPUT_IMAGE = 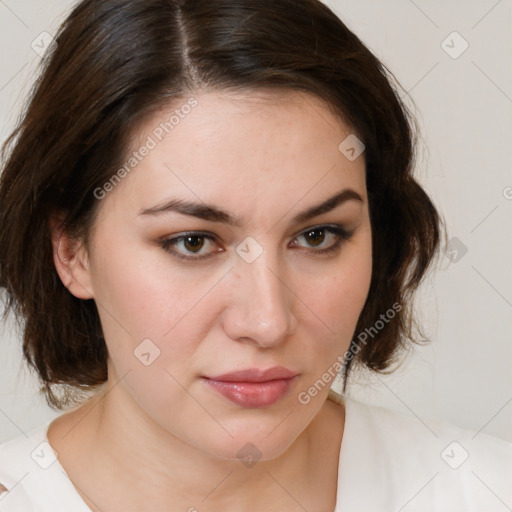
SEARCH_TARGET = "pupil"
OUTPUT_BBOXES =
[306,229,325,246]
[184,236,204,252]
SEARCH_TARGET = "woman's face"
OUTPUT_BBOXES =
[80,89,372,461]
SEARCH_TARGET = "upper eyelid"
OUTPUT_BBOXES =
[168,223,347,240]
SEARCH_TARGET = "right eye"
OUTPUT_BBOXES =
[159,232,224,261]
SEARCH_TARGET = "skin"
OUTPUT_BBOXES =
[48,89,372,512]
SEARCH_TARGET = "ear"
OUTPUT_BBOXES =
[49,213,94,300]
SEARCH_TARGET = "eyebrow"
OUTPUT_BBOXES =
[138,188,363,226]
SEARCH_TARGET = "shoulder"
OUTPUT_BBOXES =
[347,397,512,466]
[0,421,91,512]
[0,423,50,510]
[337,397,512,512]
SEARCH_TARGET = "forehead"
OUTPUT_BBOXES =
[97,89,367,225]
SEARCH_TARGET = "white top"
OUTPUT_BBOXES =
[1,396,511,511]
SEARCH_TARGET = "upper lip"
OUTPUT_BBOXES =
[206,366,298,383]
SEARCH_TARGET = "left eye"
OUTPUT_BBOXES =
[160,225,352,261]
[294,226,343,249]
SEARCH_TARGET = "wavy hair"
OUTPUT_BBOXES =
[0,0,442,408]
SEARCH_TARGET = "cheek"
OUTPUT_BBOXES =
[279,241,371,387]
[91,226,199,327]
[299,238,372,338]
[88,235,221,376]
[91,251,218,418]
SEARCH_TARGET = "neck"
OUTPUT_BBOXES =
[48,384,345,512]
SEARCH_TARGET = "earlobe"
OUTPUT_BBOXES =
[49,214,94,300]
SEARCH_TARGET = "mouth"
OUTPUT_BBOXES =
[202,366,298,408]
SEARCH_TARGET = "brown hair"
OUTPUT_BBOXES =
[0,0,442,409]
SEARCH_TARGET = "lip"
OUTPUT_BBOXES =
[203,366,298,408]
[207,366,298,383]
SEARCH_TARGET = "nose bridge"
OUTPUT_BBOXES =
[225,241,296,346]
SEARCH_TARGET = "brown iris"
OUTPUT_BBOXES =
[303,229,325,247]
[183,235,205,253]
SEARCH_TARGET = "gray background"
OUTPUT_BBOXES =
[1,0,511,443]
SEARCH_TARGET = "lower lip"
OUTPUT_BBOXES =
[204,377,295,408]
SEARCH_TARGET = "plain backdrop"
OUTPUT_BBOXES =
[0,0,511,444]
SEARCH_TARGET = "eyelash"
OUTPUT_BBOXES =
[158,224,353,262]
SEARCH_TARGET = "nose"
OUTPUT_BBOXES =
[222,250,297,348]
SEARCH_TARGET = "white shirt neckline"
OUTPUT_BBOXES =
[3,396,511,511]
[0,397,354,511]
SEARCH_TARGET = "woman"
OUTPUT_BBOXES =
[0,0,510,510]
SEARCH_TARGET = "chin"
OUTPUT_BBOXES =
[213,437,293,465]
[195,419,304,465]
